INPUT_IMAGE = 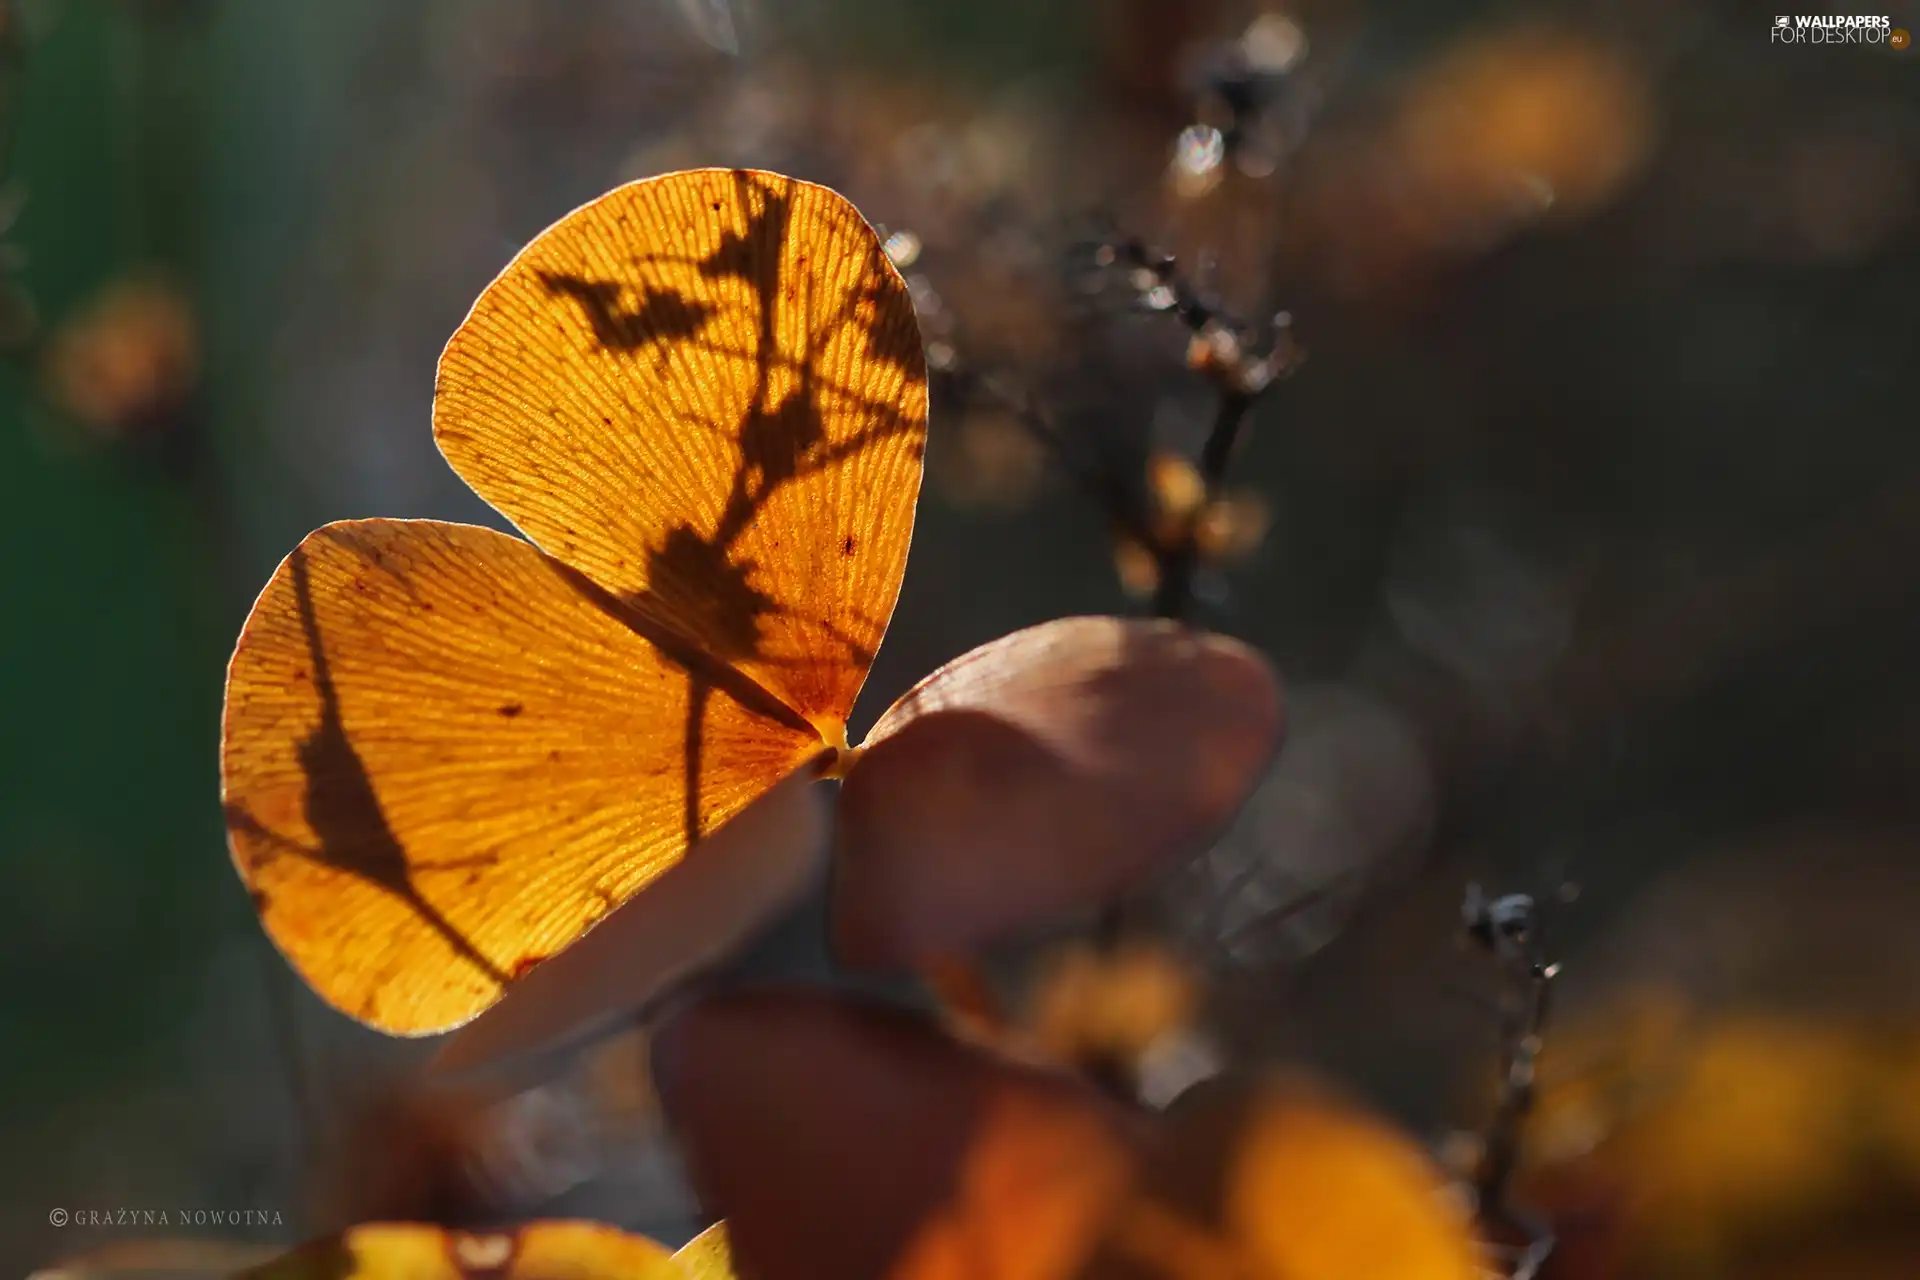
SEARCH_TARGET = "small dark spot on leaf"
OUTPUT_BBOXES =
[842,535,857,556]
[498,703,523,718]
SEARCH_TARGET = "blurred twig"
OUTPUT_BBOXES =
[1462,884,1559,1280]
[1092,233,1299,620]
[889,15,1309,1100]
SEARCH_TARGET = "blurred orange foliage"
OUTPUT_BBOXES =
[1526,992,1920,1278]
[41,276,197,438]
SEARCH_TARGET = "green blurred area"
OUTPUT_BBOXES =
[0,0,230,1102]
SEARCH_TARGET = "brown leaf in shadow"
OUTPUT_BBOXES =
[654,987,1143,1280]
[834,617,1283,968]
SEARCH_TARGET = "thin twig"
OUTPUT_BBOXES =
[1462,885,1560,1279]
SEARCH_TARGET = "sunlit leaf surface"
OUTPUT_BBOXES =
[674,1222,738,1280]
[222,170,925,1034]
[435,168,926,728]
[433,770,831,1075]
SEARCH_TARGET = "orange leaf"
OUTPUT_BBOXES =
[833,617,1282,968]
[239,1220,681,1279]
[674,1223,738,1280]
[653,987,1141,1280]
[435,169,926,731]
[223,169,925,1035]
[223,519,821,1033]
[433,768,830,1075]
[1120,1077,1482,1280]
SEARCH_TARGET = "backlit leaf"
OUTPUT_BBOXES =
[223,519,821,1033]
[224,169,924,1035]
[674,1223,738,1280]
[433,769,830,1075]
[434,168,926,733]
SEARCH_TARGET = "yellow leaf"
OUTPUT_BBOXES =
[1129,1078,1481,1280]
[240,1220,681,1279]
[222,170,924,1035]
[433,769,829,1074]
[673,1223,737,1280]
[224,519,823,1032]
[1225,1089,1479,1280]
[434,168,926,730]
[1528,999,1920,1274]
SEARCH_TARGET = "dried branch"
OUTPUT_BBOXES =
[1461,884,1560,1280]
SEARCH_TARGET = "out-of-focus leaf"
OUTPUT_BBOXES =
[239,1220,681,1279]
[653,986,1142,1280]
[1525,997,1920,1277]
[1103,1076,1480,1280]
[656,988,1483,1280]
[834,617,1282,967]
[40,274,197,438]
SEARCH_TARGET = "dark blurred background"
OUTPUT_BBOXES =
[3,0,1917,1275]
